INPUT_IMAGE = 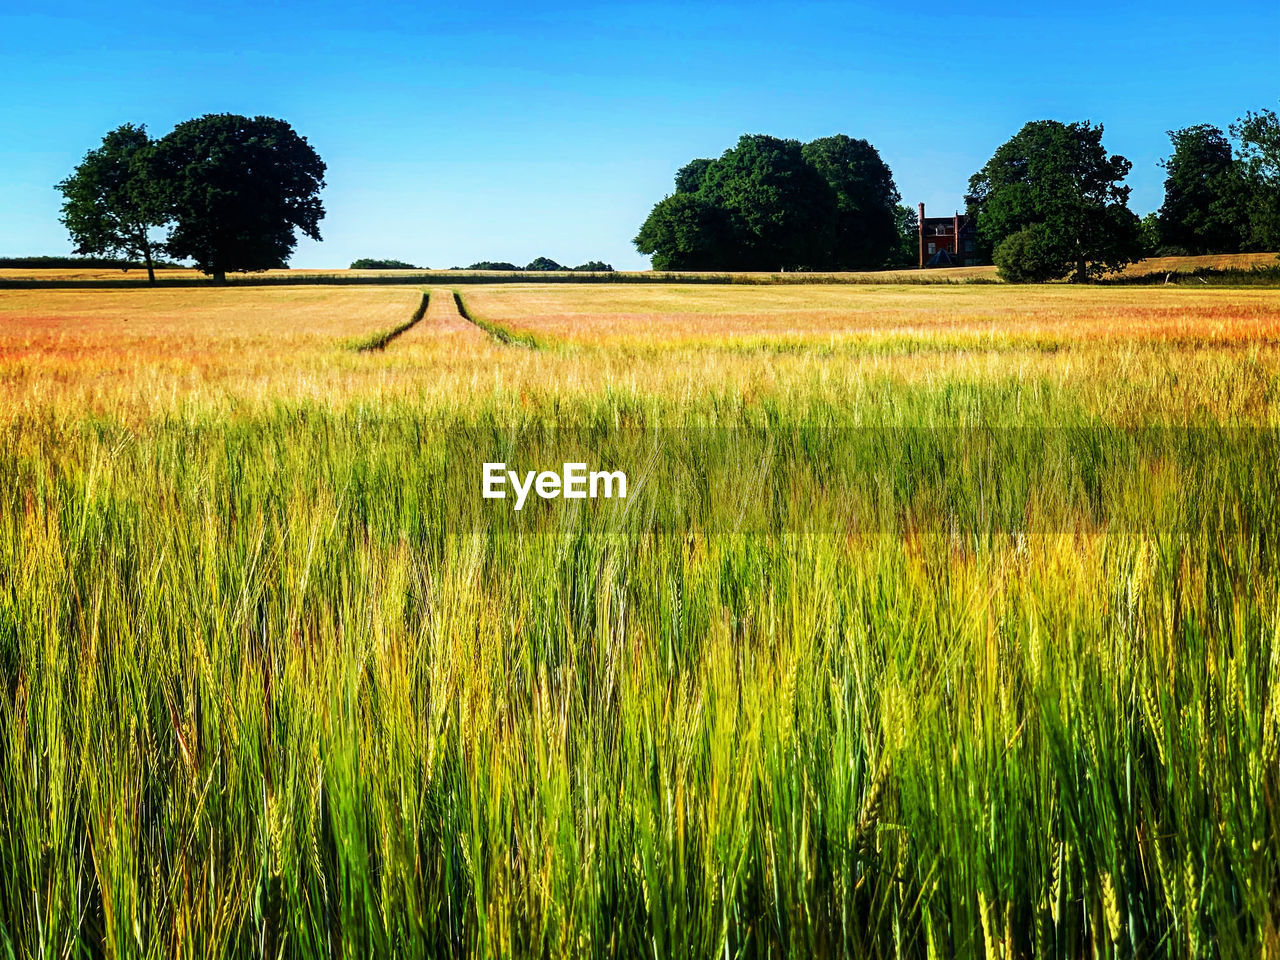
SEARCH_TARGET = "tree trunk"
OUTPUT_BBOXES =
[132,226,158,285]
[213,269,227,285]
[1075,257,1087,283]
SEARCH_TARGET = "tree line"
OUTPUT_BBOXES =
[57,120,606,281]
[350,258,421,270]
[635,106,1280,281]
[634,134,901,272]
[59,106,1280,284]
[58,115,325,284]
[453,259,614,272]
[1146,111,1280,256]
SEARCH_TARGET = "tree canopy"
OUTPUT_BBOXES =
[634,193,733,271]
[525,257,564,271]
[634,133,900,271]
[966,120,1142,281]
[350,258,420,269]
[153,114,326,282]
[1157,125,1246,255]
[456,260,611,272]
[801,135,900,269]
[1232,105,1280,251]
[890,204,919,268]
[56,123,167,284]
[465,261,521,271]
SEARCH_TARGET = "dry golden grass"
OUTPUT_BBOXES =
[2,281,1279,426]
[2,277,1279,958]
[1118,250,1279,275]
[396,288,487,342]
[0,285,426,419]
[462,282,1280,349]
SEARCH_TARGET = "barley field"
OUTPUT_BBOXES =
[1,281,1279,959]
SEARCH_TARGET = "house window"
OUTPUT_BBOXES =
[927,243,936,254]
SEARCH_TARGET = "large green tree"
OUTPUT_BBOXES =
[966,120,1142,281]
[634,193,733,270]
[674,158,714,194]
[800,135,900,269]
[1157,124,1245,254]
[1232,105,1280,252]
[697,135,836,271]
[1139,212,1161,257]
[637,133,902,271]
[153,114,326,282]
[889,203,919,268]
[56,123,167,284]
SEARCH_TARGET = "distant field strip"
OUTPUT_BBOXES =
[0,285,427,417]
[5,284,1279,421]
[2,252,1277,289]
[349,292,430,351]
[0,266,1001,288]
[457,282,1280,352]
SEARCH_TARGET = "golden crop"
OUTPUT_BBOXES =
[1,278,1278,958]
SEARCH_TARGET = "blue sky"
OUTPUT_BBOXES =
[1,0,1276,269]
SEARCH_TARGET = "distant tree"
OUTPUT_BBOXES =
[967,120,1142,281]
[1157,125,1245,254]
[572,261,614,271]
[465,261,520,271]
[634,193,733,270]
[889,203,919,267]
[1232,105,1280,251]
[801,135,900,269]
[525,257,564,271]
[1138,212,1162,257]
[56,124,168,284]
[153,114,325,283]
[350,258,420,269]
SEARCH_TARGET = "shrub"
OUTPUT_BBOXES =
[993,225,1070,282]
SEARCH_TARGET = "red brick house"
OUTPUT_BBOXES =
[918,203,982,267]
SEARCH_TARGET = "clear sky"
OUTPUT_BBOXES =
[2,0,1277,269]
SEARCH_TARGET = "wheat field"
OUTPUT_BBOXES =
[1,281,1278,958]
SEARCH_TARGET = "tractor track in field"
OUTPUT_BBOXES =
[451,290,544,349]
[382,287,492,345]
[352,292,429,351]
[351,288,550,352]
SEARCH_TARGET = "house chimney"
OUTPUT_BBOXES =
[918,202,926,268]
